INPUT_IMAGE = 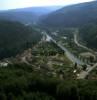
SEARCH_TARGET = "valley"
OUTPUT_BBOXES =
[1,27,97,80]
[0,0,97,99]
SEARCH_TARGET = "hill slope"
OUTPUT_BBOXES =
[0,6,62,24]
[40,1,97,27]
[0,20,42,59]
[79,23,97,49]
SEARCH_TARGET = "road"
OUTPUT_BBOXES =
[77,63,97,79]
[74,32,97,54]
[43,31,97,79]
[74,32,97,79]
[44,32,84,65]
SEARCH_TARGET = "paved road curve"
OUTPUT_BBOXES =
[74,32,97,55]
[74,32,97,79]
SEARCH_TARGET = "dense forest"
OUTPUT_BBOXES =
[79,23,97,49]
[0,20,42,59]
[0,63,97,100]
[40,1,97,28]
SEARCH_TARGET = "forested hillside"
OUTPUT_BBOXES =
[0,20,42,59]
[0,63,97,100]
[1,1,97,100]
[79,23,97,49]
[40,1,97,27]
[0,6,62,24]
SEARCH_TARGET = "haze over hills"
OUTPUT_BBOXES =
[40,1,97,27]
[1,1,97,27]
[1,1,97,99]
[0,6,62,24]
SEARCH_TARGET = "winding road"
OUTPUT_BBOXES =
[74,32,97,54]
[74,31,97,79]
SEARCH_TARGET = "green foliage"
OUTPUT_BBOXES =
[0,20,42,59]
[0,64,97,100]
[32,42,64,56]
[79,23,97,49]
[40,1,97,28]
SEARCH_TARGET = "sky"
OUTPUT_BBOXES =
[0,0,94,10]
